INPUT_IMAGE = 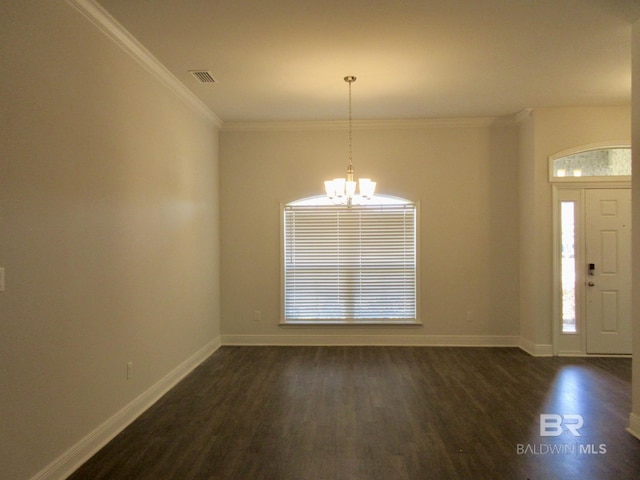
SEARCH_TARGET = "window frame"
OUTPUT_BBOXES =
[280,195,420,326]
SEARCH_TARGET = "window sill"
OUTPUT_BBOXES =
[280,320,422,327]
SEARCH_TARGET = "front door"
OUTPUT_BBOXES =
[585,188,631,354]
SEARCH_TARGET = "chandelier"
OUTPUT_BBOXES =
[324,76,376,205]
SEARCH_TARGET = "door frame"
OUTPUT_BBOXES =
[552,182,631,356]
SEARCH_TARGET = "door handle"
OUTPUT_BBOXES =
[588,281,595,287]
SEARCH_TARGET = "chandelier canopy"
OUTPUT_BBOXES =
[324,76,376,205]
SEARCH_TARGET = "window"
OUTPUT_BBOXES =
[282,196,418,324]
[560,201,577,333]
[550,146,631,181]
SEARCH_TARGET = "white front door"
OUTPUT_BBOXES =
[585,188,631,354]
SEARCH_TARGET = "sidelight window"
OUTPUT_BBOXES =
[560,201,577,333]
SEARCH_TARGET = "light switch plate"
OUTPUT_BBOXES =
[0,268,5,292]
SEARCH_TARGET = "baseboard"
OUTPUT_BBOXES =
[558,352,632,358]
[556,350,586,357]
[627,413,640,441]
[221,334,520,347]
[32,337,221,480]
[518,337,553,357]
[223,334,556,356]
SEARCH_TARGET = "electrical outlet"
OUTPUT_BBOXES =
[466,311,473,323]
[254,310,262,322]
[127,361,133,380]
[0,268,4,292]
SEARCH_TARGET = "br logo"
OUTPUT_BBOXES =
[540,414,584,437]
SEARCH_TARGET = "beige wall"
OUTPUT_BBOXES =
[631,18,640,430]
[517,111,537,347]
[0,2,220,479]
[222,107,630,350]
[220,120,520,343]
[518,106,631,354]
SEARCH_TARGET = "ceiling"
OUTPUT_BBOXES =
[97,0,640,123]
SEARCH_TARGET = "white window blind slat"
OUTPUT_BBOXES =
[283,203,417,322]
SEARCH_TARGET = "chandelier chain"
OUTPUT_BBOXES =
[348,78,353,167]
[324,75,375,205]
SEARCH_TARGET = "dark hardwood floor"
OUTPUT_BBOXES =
[68,347,640,480]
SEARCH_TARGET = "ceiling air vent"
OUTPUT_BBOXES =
[189,70,217,84]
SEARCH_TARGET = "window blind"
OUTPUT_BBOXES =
[283,203,417,322]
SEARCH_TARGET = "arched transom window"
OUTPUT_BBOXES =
[550,146,631,181]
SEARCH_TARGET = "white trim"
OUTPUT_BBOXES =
[518,337,554,357]
[281,321,423,326]
[556,351,588,357]
[552,188,585,355]
[514,108,533,123]
[627,413,640,441]
[31,338,221,480]
[221,334,520,347]
[65,0,222,127]
[552,184,631,356]
[557,353,632,358]
[222,117,497,132]
[550,141,631,161]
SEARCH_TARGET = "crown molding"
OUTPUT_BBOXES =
[221,117,498,132]
[514,108,534,123]
[65,0,222,127]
